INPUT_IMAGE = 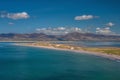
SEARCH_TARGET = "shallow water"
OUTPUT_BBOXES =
[0,43,120,80]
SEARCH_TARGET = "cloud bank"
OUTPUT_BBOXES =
[96,22,116,35]
[96,27,112,35]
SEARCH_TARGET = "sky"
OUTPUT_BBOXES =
[0,0,120,34]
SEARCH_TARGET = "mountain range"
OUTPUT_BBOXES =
[0,32,120,41]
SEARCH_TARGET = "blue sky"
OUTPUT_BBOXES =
[0,0,120,34]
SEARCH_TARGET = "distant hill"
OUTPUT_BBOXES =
[0,33,57,41]
[0,32,120,41]
[60,32,120,41]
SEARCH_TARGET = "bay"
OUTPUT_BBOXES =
[0,43,120,80]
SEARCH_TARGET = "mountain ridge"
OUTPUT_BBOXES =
[0,32,120,41]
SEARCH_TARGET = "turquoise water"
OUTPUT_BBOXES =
[0,43,120,80]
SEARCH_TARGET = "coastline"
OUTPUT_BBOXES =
[14,43,120,61]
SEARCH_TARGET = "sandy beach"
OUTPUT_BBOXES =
[14,43,120,61]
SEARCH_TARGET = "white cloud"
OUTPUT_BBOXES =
[36,28,41,31]
[7,12,30,20]
[8,22,14,25]
[96,27,114,35]
[75,15,97,20]
[0,12,30,20]
[106,22,114,27]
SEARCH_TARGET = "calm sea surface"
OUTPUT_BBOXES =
[0,42,120,80]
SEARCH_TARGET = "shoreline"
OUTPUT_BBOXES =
[14,43,120,61]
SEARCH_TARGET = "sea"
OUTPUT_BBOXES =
[0,42,120,80]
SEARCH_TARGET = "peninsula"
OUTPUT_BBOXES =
[16,42,120,60]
